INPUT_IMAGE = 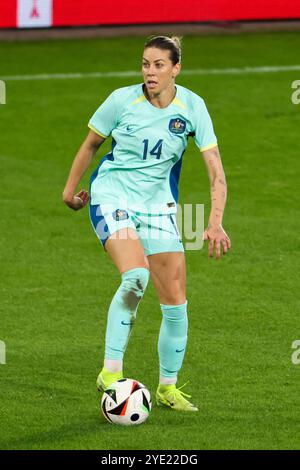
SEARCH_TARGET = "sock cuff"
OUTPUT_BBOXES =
[122,267,149,279]
[160,301,188,319]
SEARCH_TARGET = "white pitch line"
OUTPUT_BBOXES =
[1,65,300,81]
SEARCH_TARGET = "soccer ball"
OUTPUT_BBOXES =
[101,378,152,425]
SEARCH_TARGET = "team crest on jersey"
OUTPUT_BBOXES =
[112,209,129,221]
[169,118,186,135]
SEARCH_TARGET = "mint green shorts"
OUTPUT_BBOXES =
[89,204,184,256]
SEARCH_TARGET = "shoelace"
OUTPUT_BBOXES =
[169,382,192,400]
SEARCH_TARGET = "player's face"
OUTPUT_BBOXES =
[142,48,180,94]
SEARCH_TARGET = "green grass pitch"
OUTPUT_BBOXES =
[0,31,300,450]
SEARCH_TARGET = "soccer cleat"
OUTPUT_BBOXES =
[96,367,123,392]
[156,383,198,411]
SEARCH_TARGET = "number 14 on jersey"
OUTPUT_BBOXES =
[142,139,163,160]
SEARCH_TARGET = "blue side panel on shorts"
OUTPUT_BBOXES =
[169,151,185,203]
[89,204,111,246]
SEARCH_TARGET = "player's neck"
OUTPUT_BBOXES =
[145,84,176,109]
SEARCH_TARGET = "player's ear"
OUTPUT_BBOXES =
[172,62,181,78]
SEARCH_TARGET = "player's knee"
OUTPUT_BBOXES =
[120,267,150,310]
[159,285,186,306]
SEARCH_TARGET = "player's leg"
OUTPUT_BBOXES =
[105,227,149,273]
[148,252,188,385]
[148,251,186,305]
[148,252,197,411]
[97,228,150,390]
[139,211,197,411]
[90,205,150,389]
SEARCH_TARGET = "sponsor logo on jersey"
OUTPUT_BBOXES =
[112,209,129,221]
[169,118,186,135]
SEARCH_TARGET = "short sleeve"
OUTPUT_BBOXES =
[193,98,217,152]
[88,91,118,138]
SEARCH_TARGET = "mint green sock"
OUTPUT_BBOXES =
[158,301,188,378]
[105,267,149,360]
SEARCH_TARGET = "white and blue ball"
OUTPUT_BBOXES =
[101,378,152,426]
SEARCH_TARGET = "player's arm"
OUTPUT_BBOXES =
[202,145,231,258]
[63,130,105,211]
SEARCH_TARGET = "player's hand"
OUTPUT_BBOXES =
[63,189,89,211]
[203,224,231,259]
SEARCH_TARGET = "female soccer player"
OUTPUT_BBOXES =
[63,36,231,412]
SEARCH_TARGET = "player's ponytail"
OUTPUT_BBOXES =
[170,36,182,53]
[144,35,182,64]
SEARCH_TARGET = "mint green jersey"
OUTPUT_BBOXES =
[88,83,217,214]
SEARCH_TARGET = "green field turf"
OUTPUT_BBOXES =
[0,31,300,450]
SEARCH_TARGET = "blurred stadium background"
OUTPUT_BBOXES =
[0,0,300,451]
